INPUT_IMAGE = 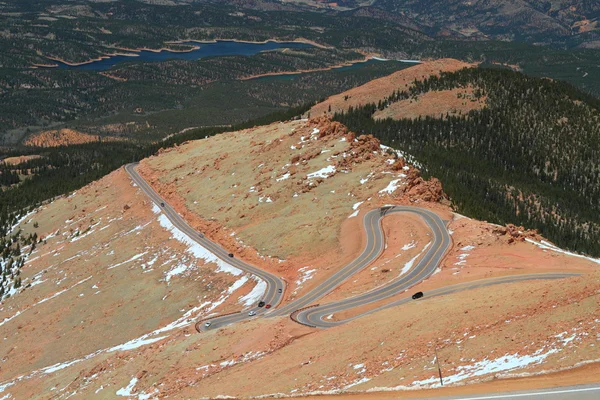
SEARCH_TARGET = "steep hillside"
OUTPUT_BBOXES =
[310,59,474,117]
[332,64,600,257]
[0,168,265,393]
[136,117,446,296]
[1,117,599,399]
[23,129,123,148]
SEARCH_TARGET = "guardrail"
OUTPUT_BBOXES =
[290,304,320,328]
[195,311,241,333]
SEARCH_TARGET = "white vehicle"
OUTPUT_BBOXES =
[248,310,256,316]
[204,321,212,328]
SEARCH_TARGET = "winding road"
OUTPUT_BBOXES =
[126,163,286,329]
[125,163,580,332]
[270,206,450,322]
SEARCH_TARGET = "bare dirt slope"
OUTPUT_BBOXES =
[373,85,487,120]
[1,118,599,399]
[310,59,475,118]
[137,117,446,299]
[23,129,123,147]
[4,266,597,399]
[0,168,264,396]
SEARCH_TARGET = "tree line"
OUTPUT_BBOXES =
[334,67,600,256]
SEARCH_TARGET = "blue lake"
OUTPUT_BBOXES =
[49,40,315,71]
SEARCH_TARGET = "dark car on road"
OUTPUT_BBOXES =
[258,301,266,307]
[228,253,234,258]
[160,202,165,207]
[412,291,424,300]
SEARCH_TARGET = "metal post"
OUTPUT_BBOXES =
[434,346,444,386]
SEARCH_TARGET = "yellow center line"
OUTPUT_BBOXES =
[304,214,448,321]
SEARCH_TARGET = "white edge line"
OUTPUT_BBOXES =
[454,386,600,400]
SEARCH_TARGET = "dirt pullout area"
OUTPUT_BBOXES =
[23,128,124,147]
[310,58,474,117]
[373,85,487,120]
[137,117,445,301]
[0,168,264,397]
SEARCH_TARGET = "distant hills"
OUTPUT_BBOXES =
[235,0,599,49]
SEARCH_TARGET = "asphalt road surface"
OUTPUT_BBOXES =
[431,384,600,399]
[271,206,450,322]
[126,163,580,331]
[126,162,594,396]
[299,272,580,328]
[125,163,285,331]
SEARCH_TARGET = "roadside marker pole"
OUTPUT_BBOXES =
[434,346,444,386]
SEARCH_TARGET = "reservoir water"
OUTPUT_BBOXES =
[49,40,315,71]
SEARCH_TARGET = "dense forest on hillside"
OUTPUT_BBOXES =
[1,0,598,145]
[1,57,408,144]
[335,68,600,256]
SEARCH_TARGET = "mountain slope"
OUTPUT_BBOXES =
[329,63,600,256]
[1,116,599,398]
[369,0,600,48]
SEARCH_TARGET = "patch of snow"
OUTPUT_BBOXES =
[345,377,371,389]
[526,239,600,265]
[238,279,267,308]
[157,213,244,276]
[379,178,404,195]
[107,252,148,270]
[294,266,317,294]
[307,165,336,179]
[165,264,188,282]
[400,242,431,276]
[9,209,36,234]
[109,336,167,352]
[0,382,14,394]
[402,241,416,251]
[116,378,138,397]
[410,348,559,388]
[42,358,85,374]
[555,331,578,346]
[276,173,291,182]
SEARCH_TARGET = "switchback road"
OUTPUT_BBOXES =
[126,163,580,331]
